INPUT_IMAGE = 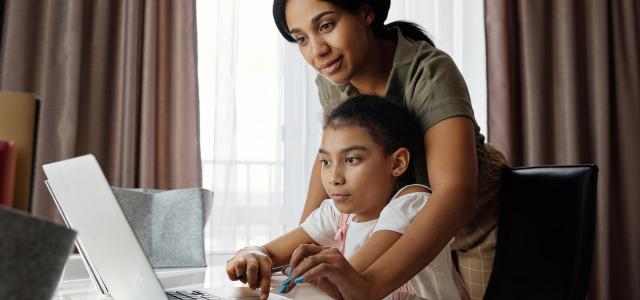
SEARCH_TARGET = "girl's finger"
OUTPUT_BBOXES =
[226,260,238,281]
[258,258,272,299]
[234,256,247,279]
[245,256,261,289]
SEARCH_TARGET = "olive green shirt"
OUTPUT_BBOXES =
[315,28,488,186]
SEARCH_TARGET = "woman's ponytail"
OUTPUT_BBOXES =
[385,21,435,47]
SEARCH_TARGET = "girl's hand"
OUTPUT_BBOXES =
[282,244,375,300]
[226,246,273,299]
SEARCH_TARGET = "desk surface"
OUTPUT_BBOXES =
[54,254,330,300]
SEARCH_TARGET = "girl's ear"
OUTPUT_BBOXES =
[358,4,375,26]
[390,147,410,177]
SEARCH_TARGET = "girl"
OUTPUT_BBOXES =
[272,0,508,299]
[226,95,464,300]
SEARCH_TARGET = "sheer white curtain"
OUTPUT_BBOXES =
[197,0,486,254]
[198,0,290,253]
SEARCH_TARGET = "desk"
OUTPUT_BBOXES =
[55,254,428,300]
[54,253,330,300]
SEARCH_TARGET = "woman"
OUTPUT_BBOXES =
[273,0,508,299]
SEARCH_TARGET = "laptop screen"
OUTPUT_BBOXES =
[44,155,167,300]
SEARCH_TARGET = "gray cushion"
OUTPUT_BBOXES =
[111,187,213,268]
[0,206,76,299]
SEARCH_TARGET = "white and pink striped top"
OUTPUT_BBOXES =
[301,184,468,300]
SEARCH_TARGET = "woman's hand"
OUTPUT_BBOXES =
[282,244,376,300]
[226,246,273,299]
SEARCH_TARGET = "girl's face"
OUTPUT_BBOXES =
[284,0,374,85]
[318,125,399,222]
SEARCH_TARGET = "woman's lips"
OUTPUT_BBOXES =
[331,194,351,202]
[319,56,343,75]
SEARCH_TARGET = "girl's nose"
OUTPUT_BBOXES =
[329,166,345,185]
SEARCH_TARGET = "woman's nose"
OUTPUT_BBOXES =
[310,36,330,58]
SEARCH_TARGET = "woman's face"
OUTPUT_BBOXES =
[318,125,397,222]
[285,0,374,85]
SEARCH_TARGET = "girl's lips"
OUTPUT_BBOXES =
[331,194,351,202]
[319,56,343,75]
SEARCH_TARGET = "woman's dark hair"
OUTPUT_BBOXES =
[273,0,435,47]
[324,95,423,188]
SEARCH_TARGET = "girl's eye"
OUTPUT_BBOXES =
[345,157,360,164]
[319,22,334,33]
[320,159,330,166]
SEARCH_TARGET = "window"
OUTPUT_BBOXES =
[197,0,487,254]
[197,0,290,253]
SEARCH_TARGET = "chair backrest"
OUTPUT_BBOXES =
[484,165,598,300]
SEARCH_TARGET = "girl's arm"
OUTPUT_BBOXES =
[299,157,329,223]
[226,227,315,297]
[362,116,477,297]
[349,186,430,272]
[263,228,315,267]
[349,231,402,272]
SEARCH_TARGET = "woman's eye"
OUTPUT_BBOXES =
[345,157,360,164]
[319,22,334,32]
[295,36,307,44]
[320,159,329,166]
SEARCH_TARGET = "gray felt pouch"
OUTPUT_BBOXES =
[111,187,213,268]
[0,206,76,299]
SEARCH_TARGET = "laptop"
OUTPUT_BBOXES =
[43,154,290,300]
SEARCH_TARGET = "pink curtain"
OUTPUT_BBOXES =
[485,0,640,298]
[0,0,202,222]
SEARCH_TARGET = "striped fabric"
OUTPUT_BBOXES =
[451,144,508,300]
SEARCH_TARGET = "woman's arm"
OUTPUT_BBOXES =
[289,246,374,299]
[362,116,477,297]
[299,157,329,223]
[281,231,402,295]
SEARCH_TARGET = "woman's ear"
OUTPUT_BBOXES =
[358,4,375,26]
[390,147,410,177]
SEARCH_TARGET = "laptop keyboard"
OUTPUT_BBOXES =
[166,290,226,300]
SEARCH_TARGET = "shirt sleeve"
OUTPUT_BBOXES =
[373,192,430,234]
[315,75,332,113]
[301,199,341,247]
[406,49,476,132]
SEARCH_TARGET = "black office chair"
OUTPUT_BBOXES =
[484,165,598,300]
